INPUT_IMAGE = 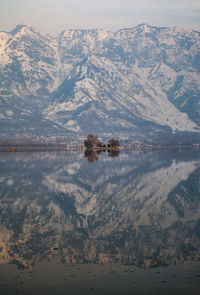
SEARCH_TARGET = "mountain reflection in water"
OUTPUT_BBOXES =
[0,150,200,269]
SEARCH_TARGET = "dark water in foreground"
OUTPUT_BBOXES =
[0,149,200,294]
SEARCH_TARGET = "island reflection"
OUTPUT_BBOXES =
[84,149,120,162]
[0,149,200,269]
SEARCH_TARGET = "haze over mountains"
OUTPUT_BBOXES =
[0,24,200,139]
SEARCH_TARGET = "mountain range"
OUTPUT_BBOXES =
[0,24,200,139]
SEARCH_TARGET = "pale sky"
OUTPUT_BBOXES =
[0,0,200,35]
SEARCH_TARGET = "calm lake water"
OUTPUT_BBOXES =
[0,149,200,294]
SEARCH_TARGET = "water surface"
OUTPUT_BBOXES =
[0,149,200,293]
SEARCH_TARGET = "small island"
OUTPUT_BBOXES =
[83,134,122,150]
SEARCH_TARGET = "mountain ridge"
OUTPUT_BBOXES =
[0,24,200,138]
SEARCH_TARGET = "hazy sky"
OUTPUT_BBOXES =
[1,0,200,35]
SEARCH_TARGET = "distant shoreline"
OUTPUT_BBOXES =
[0,144,199,152]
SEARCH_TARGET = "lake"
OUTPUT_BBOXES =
[0,149,200,294]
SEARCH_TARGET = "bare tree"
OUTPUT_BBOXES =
[84,134,99,149]
[108,139,120,148]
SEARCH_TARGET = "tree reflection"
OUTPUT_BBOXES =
[84,150,99,163]
[84,149,120,162]
[108,150,120,158]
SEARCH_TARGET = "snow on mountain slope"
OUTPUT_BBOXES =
[45,55,197,133]
[0,24,200,136]
[0,24,60,97]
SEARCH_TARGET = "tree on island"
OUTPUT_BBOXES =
[84,134,100,149]
[108,139,120,148]
[84,134,120,149]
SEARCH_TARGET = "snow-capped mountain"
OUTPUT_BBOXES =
[0,24,200,136]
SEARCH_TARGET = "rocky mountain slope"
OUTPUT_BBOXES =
[0,24,200,137]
